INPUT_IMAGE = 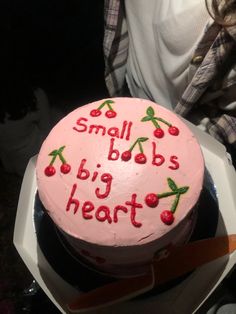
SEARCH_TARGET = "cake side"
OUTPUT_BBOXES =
[36,97,204,276]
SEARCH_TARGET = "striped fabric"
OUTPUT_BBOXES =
[104,0,128,96]
[103,0,236,154]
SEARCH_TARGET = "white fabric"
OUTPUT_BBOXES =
[125,0,210,109]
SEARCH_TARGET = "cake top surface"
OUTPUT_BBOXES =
[36,97,204,246]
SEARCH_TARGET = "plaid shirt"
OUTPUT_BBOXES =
[103,0,236,154]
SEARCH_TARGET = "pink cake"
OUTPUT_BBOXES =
[36,97,204,277]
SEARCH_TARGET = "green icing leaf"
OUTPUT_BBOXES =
[105,100,115,104]
[178,186,189,194]
[167,178,178,191]
[146,106,155,117]
[49,146,65,157]
[141,116,152,122]
[49,150,58,156]
[98,99,114,109]
[138,137,149,142]
[58,146,65,153]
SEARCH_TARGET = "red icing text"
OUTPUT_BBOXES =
[73,117,132,141]
[76,159,113,199]
[108,138,180,169]
[66,184,142,228]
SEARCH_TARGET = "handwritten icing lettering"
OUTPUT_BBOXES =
[82,201,94,219]
[77,159,90,180]
[74,117,87,132]
[73,117,132,141]
[108,138,180,170]
[66,184,79,214]
[125,194,143,227]
[91,164,101,182]
[113,206,128,223]
[169,156,180,170]
[152,142,165,166]
[66,184,142,228]
[47,101,189,228]
[108,138,120,160]
[95,173,113,199]
[107,127,120,138]
[95,206,112,223]
[89,124,106,136]
[77,159,113,199]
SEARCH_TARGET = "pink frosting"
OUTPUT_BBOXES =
[36,98,204,276]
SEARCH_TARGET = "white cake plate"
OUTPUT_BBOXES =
[13,121,236,314]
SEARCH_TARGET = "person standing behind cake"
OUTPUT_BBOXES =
[103,0,236,166]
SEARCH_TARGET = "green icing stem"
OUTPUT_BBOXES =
[158,191,177,198]
[138,141,143,153]
[97,102,106,110]
[129,139,139,152]
[49,146,66,165]
[157,191,181,214]
[155,117,171,127]
[157,183,189,214]
[107,103,113,110]
[151,117,161,129]
[170,193,181,213]
[58,152,66,164]
[49,154,57,165]
[97,100,114,110]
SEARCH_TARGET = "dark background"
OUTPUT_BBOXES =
[0,1,107,313]
[0,0,107,119]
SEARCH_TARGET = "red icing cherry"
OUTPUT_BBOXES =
[135,153,147,164]
[90,109,102,117]
[121,150,132,161]
[160,210,174,225]
[44,165,56,176]
[168,126,179,136]
[95,256,106,264]
[154,128,164,138]
[145,193,159,208]
[105,110,117,118]
[60,163,71,174]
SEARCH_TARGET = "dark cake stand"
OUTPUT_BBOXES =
[14,124,236,314]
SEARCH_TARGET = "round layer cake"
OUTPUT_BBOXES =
[36,97,204,277]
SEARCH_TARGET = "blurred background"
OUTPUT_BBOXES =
[0,1,107,312]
